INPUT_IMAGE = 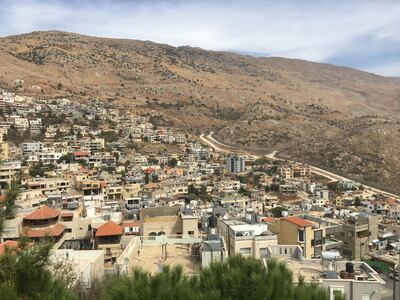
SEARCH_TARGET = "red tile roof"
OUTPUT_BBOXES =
[22,223,66,238]
[23,205,60,221]
[121,221,140,227]
[0,240,18,255]
[0,241,34,256]
[95,220,123,237]
[285,216,312,227]
[73,151,89,156]
[261,217,275,223]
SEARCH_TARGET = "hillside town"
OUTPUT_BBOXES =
[0,88,399,300]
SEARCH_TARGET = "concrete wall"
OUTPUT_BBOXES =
[182,217,199,236]
[232,237,278,258]
[141,215,182,236]
[320,279,382,300]
[61,218,92,240]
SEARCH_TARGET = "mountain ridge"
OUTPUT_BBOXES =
[0,30,399,193]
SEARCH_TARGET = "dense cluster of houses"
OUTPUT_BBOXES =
[0,89,399,299]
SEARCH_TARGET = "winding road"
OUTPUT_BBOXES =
[200,132,399,199]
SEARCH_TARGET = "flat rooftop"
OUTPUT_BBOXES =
[128,244,200,275]
[276,258,384,284]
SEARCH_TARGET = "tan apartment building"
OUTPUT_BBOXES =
[0,161,21,189]
[25,178,70,195]
[139,206,198,237]
[0,143,9,160]
[76,179,105,196]
[217,220,277,259]
[334,213,379,260]
[267,216,327,259]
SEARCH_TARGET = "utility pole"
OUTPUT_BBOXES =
[394,250,399,300]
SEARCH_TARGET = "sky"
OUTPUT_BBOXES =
[0,0,399,77]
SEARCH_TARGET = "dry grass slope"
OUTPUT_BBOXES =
[0,31,399,193]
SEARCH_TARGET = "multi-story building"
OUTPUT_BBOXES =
[0,128,7,142]
[21,205,66,242]
[268,216,330,259]
[212,191,249,209]
[279,184,298,194]
[334,213,379,260]
[0,161,21,188]
[0,143,9,160]
[25,178,70,195]
[12,116,29,130]
[21,142,43,155]
[225,155,245,173]
[93,220,123,263]
[139,206,199,237]
[265,245,385,300]
[38,151,63,164]
[76,180,104,196]
[83,138,105,152]
[29,118,42,134]
[217,219,277,258]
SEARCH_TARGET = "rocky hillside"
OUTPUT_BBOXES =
[1,31,399,193]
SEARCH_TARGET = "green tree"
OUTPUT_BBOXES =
[270,206,285,217]
[148,158,159,165]
[102,255,332,300]
[353,197,362,207]
[239,186,250,196]
[29,162,45,177]
[167,158,178,167]
[0,240,75,299]
[58,153,73,164]
[0,180,20,236]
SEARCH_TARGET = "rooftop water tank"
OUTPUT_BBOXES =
[346,262,354,274]
[322,251,341,261]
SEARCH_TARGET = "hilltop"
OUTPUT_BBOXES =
[0,30,399,193]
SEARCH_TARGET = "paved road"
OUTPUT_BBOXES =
[201,132,399,199]
[380,273,400,300]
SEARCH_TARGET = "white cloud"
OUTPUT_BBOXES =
[0,0,399,76]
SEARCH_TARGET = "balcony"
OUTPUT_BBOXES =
[325,238,342,250]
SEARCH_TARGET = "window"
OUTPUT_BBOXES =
[298,229,304,242]
[239,247,252,255]
[259,248,267,257]
[329,287,345,300]
[149,232,157,240]
[188,231,194,236]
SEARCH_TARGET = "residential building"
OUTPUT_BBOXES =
[335,213,379,260]
[268,216,328,259]
[217,219,277,259]
[225,155,245,173]
[139,206,199,237]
